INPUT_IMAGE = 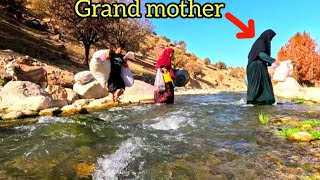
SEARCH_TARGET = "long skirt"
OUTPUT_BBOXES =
[154,82,174,104]
[247,60,275,105]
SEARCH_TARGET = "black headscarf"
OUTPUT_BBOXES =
[248,29,276,63]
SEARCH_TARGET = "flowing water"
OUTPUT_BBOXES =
[0,92,320,179]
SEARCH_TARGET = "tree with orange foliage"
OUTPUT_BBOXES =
[277,32,320,84]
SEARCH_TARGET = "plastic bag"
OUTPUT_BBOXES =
[244,74,248,86]
[163,72,173,83]
[273,60,292,82]
[154,68,165,92]
[121,66,134,87]
[124,51,135,61]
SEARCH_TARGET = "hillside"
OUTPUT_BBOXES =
[0,4,246,91]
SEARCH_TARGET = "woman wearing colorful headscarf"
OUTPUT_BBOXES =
[246,29,279,105]
[154,48,176,104]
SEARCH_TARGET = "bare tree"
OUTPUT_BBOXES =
[102,18,153,51]
[178,40,186,50]
[49,0,118,65]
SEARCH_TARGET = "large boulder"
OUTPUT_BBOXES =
[73,80,108,99]
[0,81,53,112]
[274,77,303,99]
[302,88,320,103]
[274,77,301,91]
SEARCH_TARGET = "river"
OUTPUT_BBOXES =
[0,92,319,179]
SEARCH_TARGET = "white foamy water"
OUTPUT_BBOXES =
[148,110,194,130]
[98,113,128,122]
[13,125,37,132]
[37,116,86,124]
[93,137,144,180]
[108,107,124,112]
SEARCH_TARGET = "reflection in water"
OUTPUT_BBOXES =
[0,92,319,179]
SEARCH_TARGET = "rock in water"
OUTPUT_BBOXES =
[288,132,314,142]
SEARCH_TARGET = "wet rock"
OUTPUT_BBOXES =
[2,110,37,120]
[84,102,118,111]
[300,125,313,130]
[2,111,24,120]
[45,85,68,100]
[75,162,95,178]
[84,97,110,109]
[39,107,62,116]
[65,88,79,104]
[22,110,38,117]
[288,132,315,142]
[74,99,93,106]
[88,98,109,106]
[121,96,141,104]
[73,80,108,99]
[61,105,88,115]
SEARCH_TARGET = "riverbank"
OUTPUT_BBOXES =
[1,77,319,124]
[0,81,229,123]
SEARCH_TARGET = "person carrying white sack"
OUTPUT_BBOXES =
[90,42,134,102]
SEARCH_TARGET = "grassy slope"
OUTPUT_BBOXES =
[0,6,246,91]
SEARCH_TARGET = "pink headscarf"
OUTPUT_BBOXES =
[155,48,175,78]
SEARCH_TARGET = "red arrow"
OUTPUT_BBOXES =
[225,12,255,39]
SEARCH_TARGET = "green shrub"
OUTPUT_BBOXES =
[292,98,305,104]
[307,129,320,140]
[296,120,320,127]
[258,111,269,125]
[277,128,302,137]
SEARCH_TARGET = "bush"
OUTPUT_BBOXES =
[161,36,170,43]
[186,61,203,78]
[30,0,50,17]
[204,58,211,65]
[0,78,8,86]
[213,61,227,70]
[229,67,245,78]
[174,54,187,68]
[277,32,320,84]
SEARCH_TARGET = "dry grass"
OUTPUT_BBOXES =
[0,6,246,91]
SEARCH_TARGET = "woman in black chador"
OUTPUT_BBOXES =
[246,29,277,105]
